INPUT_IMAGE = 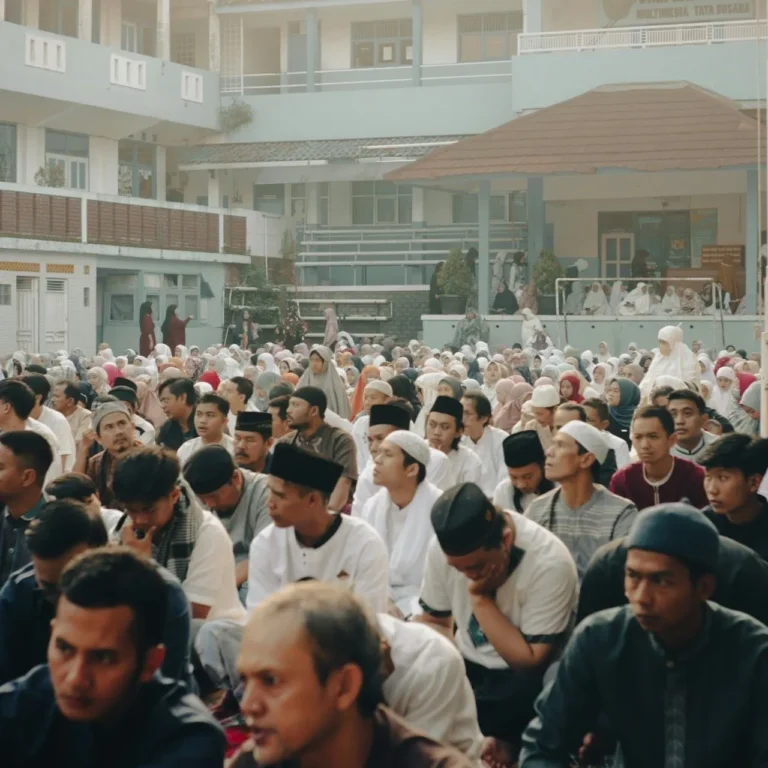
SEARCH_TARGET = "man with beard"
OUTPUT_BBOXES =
[234,412,273,475]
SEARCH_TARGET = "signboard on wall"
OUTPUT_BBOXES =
[600,0,755,27]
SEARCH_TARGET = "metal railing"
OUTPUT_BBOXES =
[519,19,768,54]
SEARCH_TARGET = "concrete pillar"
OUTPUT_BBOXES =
[25,0,40,28]
[411,0,423,86]
[0,1,6,23]
[412,186,425,226]
[155,147,167,201]
[746,167,759,313]
[20,126,46,186]
[88,137,118,195]
[101,0,122,48]
[306,8,318,92]
[78,0,93,41]
[524,0,543,33]
[526,176,545,271]
[208,0,221,71]
[478,180,491,316]
[208,170,221,208]
[306,182,320,227]
[156,0,170,60]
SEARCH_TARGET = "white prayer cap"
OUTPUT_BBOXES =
[365,380,393,396]
[559,421,609,465]
[383,429,431,467]
[530,384,560,408]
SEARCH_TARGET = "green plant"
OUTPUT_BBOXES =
[34,164,65,189]
[219,99,254,133]
[532,250,564,295]
[437,248,473,297]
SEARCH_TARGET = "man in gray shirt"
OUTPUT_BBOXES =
[183,445,270,598]
[526,420,637,580]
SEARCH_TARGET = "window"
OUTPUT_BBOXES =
[458,12,523,62]
[118,140,155,199]
[83,287,90,307]
[166,294,179,311]
[0,124,16,183]
[291,183,305,218]
[110,295,134,322]
[164,274,179,289]
[184,295,199,319]
[171,33,197,67]
[45,130,88,191]
[121,21,138,52]
[182,274,198,290]
[352,182,412,226]
[0,285,10,306]
[39,0,78,38]
[253,184,285,216]
[319,182,330,227]
[352,20,412,68]
[146,294,160,320]
[452,193,508,224]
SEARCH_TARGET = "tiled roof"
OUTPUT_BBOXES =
[177,135,470,166]
[387,83,763,182]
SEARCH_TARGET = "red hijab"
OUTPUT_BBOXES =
[198,370,221,390]
[560,372,584,403]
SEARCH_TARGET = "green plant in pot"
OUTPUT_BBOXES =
[437,248,473,314]
[532,250,563,315]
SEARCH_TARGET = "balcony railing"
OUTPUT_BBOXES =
[0,184,247,256]
[519,19,768,54]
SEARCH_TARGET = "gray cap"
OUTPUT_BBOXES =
[92,402,131,434]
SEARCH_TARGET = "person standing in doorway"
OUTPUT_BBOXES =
[161,304,192,350]
[139,301,156,357]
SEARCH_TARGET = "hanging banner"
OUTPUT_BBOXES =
[600,0,755,27]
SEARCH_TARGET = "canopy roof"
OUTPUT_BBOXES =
[387,82,763,184]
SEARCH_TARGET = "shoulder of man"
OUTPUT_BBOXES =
[524,488,559,523]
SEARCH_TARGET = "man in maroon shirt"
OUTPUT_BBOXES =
[609,405,707,511]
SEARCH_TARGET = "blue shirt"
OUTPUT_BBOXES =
[0,497,45,588]
[0,561,193,687]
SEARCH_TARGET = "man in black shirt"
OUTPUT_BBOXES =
[699,433,768,562]
[157,379,197,452]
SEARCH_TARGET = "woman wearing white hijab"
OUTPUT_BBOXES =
[609,281,626,314]
[697,354,717,388]
[639,326,698,399]
[413,372,446,438]
[618,283,651,316]
[256,352,279,374]
[521,308,543,346]
[590,363,612,395]
[660,286,681,315]
[582,282,610,316]
[707,366,737,418]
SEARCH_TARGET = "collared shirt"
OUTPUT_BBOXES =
[670,430,717,462]
[65,407,92,449]
[280,423,358,480]
[216,469,271,562]
[0,497,46,588]
[609,458,708,511]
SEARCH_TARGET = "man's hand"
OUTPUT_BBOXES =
[467,562,502,599]
[80,430,98,454]
[120,517,156,557]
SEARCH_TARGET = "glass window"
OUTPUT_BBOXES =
[0,124,17,183]
[352,183,412,226]
[291,183,306,217]
[164,274,179,288]
[196,196,208,206]
[83,287,89,307]
[184,295,199,319]
[144,273,162,289]
[146,294,160,320]
[166,294,179,311]
[458,12,523,62]
[109,295,134,322]
[182,274,197,289]
[45,130,88,158]
[351,19,412,68]
[0,285,10,306]
[117,140,155,199]
[171,32,197,67]
[452,193,508,223]
[121,21,137,52]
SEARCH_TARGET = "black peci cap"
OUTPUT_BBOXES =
[270,443,343,495]
[502,430,545,468]
[431,482,500,556]
[369,403,411,431]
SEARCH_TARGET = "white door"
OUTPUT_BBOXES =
[601,233,635,280]
[16,277,38,352]
[43,278,68,351]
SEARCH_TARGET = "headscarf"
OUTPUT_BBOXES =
[297,346,351,419]
[708,367,736,418]
[590,363,612,396]
[254,371,282,411]
[640,326,698,399]
[608,378,641,430]
[389,374,421,420]
[559,372,584,404]
[282,372,299,387]
[257,353,279,374]
[350,366,381,419]
[198,369,221,391]
[413,372,446,438]
[439,377,463,400]
[730,380,761,435]
[493,381,532,432]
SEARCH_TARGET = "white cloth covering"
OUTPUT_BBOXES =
[176,434,235,466]
[640,326,698,399]
[443,444,483,485]
[460,426,508,497]
[37,405,75,472]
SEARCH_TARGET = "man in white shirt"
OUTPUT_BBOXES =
[426,396,482,486]
[352,402,449,517]
[176,393,234,466]
[219,376,257,436]
[419,482,578,766]
[379,613,485,763]
[493,431,555,514]
[361,429,443,617]
[194,443,389,691]
[22,374,75,472]
[352,380,393,471]
[183,444,270,595]
[113,446,245,626]
[113,377,155,446]
[461,392,507,497]
[0,380,63,487]
[582,398,631,468]
[50,380,91,450]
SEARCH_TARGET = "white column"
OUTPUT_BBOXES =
[306,182,319,227]
[88,137,118,195]
[78,0,93,41]
[20,126,47,186]
[524,0,543,33]
[207,170,221,208]
[25,0,40,28]
[155,147,167,201]
[156,0,170,60]
[208,1,221,71]
[101,0,122,48]
[0,1,6,23]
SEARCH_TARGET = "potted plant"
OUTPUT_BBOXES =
[437,248,473,314]
[532,250,564,315]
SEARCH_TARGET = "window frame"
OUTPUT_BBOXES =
[457,12,523,62]
[351,19,412,69]
[0,123,17,183]
[352,181,412,226]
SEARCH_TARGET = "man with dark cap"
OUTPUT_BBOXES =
[234,411,273,475]
[194,443,388,691]
[110,380,156,445]
[420,482,578,767]
[493,431,554,514]
[520,502,768,768]
[426,396,482,485]
[183,445,270,596]
[351,402,449,516]
[279,386,358,511]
